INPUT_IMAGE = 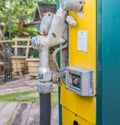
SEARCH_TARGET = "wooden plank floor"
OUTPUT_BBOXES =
[0,102,58,125]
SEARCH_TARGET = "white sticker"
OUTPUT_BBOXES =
[77,30,88,52]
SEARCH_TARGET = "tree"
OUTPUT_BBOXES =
[0,0,56,40]
[0,0,38,39]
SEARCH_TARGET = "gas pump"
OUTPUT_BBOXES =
[32,0,120,125]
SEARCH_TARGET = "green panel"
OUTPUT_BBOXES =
[97,0,120,125]
[56,1,62,125]
[56,0,60,9]
[96,0,102,124]
[58,86,62,125]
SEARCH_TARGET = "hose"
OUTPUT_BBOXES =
[52,42,68,72]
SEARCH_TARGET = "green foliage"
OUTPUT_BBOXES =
[29,48,39,57]
[38,0,56,3]
[0,0,56,39]
[0,0,57,57]
[0,0,38,39]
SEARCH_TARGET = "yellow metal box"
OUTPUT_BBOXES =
[60,0,96,124]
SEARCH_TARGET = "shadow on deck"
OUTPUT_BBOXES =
[0,101,58,125]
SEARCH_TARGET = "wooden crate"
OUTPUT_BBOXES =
[12,56,26,75]
[26,58,39,76]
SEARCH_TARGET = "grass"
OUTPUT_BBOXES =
[18,97,39,102]
[0,90,37,102]
[0,86,58,104]
[53,85,58,91]
[51,93,58,106]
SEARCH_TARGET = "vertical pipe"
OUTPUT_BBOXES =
[40,93,51,125]
[39,47,49,69]
[38,46,51,125]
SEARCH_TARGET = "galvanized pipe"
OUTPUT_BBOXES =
[39,47,49,69]
[31,8,68,125]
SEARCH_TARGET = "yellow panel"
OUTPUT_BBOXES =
[61,84,96,124]
[61,0,96,124]
[62,106,95,125]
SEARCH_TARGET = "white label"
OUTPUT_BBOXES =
[77,30,88,52]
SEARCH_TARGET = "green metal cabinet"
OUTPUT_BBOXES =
[97,0,120,125]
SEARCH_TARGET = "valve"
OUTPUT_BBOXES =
[62,0,85,12]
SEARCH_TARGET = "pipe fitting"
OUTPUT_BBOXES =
[38,67,52,82]
[37,81,53,94]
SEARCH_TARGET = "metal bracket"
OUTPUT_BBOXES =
[52,70,66,85]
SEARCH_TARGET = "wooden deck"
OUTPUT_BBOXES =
[0,102,58,125]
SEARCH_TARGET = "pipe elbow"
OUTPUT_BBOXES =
[31,36,48,49]
[48,37,66,48]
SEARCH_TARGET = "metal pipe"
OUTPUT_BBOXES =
[40,93,51,125]
[39,47,49,69]
[31,8,68,125]
[38,47,51,82]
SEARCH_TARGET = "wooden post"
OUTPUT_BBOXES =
[26,37,31,57]
[14,37,18,56]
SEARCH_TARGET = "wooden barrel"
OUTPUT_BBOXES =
[26,58,39,76]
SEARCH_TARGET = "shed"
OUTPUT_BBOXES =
[23,2,56,28]
[34,2,56,22]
